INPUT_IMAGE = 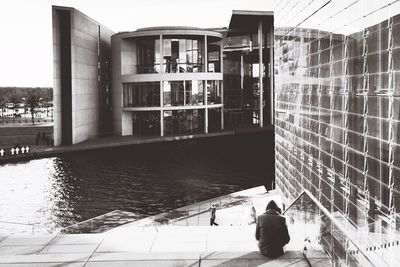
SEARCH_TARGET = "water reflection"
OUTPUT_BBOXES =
[0,134,272,234]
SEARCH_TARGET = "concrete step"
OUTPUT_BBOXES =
[0,250,311,266]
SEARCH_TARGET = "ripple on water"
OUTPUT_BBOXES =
[0,134,273,234]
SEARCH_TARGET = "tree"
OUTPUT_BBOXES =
[24,89,42,125]
[8,92,21,123]
[41,90,52,117]
[0,95,5,122]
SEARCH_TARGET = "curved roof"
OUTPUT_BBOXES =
[112,26,223,39]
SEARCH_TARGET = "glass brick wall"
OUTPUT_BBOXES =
[274,0,400,265]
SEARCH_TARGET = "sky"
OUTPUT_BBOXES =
[0,0,276,87]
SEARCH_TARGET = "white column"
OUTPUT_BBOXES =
[204,35,208,73]
[220,40,224,130]
[258,19,264,127]
[204,35,208,134]
[160,81,164,137]
[160,34,164,136]
[269,27,274,125]
[204,80,208,134]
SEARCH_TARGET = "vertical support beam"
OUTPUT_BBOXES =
[160,34,164,74]
[204,35,209,133]
[220,40,224,130]
[204,80,208,133]
[160,81,164,137]
[160,34,164,136]
[258,19,264,127]
[204,35,208,72]
[269,27,274,125]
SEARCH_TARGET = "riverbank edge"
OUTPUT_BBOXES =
[0,126,273,164]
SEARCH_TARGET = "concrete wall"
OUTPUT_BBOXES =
[0,126,53,146]
[111,36,123,135]
[52,6,114,145]
[52,8,62,146]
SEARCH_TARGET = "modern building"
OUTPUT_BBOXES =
[274,1,400,266]
[53,7,274,144]
[111,27,224,136]
[52,2,400,265]
[52,6,114,146]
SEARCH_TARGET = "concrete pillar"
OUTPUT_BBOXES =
[160,34,164,74]
[204,80,208,134]
[204,36,208,134]
[160,34,164,136]
[269,27,274,125]
[220,40,224,130]
[258,19,263,127]
[204,35,208,73]
[160,81,164,137]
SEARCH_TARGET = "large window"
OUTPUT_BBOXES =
[207,37,221,72]
[207,80,222,104]
[164,109,204,135]
[137,37,160,73]
[132,111,160,135]
[123,82,160,107]
[163,36,204,73]
[163,80,204,106]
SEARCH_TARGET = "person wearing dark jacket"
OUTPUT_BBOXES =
[255,200,290,258]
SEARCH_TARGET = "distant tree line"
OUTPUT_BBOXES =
[0,87,53,125]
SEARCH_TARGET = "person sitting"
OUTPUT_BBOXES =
[255,200,290,258]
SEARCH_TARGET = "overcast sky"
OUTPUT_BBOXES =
[0,0,276,87]
[1,0,397,87]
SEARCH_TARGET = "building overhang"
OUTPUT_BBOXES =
[227,10,274,37]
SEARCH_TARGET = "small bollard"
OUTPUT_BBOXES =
[21,147,25,154]
[10,148,15,155]
[26,146,30,153]
[15,147,20,155]
[0,149,4,157]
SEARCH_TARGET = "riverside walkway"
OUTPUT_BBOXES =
[0,127,272,164]
[0,187,330,266]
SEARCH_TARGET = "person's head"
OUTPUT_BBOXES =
[211,203,216,209]
[266,200,280,213]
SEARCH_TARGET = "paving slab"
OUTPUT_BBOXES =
[0,263,84,267]
[200,258,308,267]
[309,258,332,267]
[96,232,155,253]
[47,234,104,245]
[85,260,199,267]
[0,236,55,247]
[89,252,200,261]
[39,244,99,254]
[0,253,90,264]
[0,245,43,255]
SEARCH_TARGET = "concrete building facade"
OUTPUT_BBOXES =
[52,6,113,145]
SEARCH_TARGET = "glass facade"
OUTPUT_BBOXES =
[222,31,272,129]
[136,37,160,73]
[207,37,221,72]
[163,80,204,106]
[274,1,400,266]
[123,82,160,107]
[163,36,204,73]
[164,109,204,135]
[207,80,222,104]
[132,111,160,135]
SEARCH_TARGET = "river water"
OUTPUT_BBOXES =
[0,132,273,234]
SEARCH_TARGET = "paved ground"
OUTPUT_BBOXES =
[0,187,330,266]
